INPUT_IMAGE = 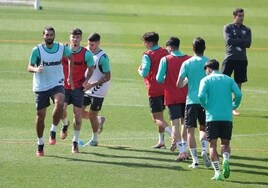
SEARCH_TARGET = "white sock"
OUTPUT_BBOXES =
[73,130,80,142]
[222,152,230,161]
[201,139,208,153]
[159,133,165,144]
[189,148,199,164]
[37,137,44,145]
[164,127,172,136]
[62,117,68,126]
[92,132,98,142]
[182,140,187,152]
[50,124,57,132]
[177,141,186,154]
[212,161,221,175]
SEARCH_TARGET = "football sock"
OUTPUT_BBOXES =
[189,148,199,164]
[201,139,208,153]
[212,161,221,174]
[50,124,57,132]
[37,137,44,145]
[159,133,165,144]
[165,127,172,136]
[62,117,68,126]
[181,140,187,152]
[177,141,185,154]
[222,152,230,161]
[92,132,98,142]
[73,130,80,142]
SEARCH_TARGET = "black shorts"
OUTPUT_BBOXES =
[83,95,104,111]
[167,103,185,120]
[184,104,205,128]
[149,96,165,113]
[205,121,233,141]
[222,59,248,84]
[64,87,84,108]
[35,85,64,110]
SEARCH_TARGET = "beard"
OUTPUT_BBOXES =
[45,38,54,45]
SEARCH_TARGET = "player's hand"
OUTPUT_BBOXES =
[67,77,75,90]
[83,83,93,91]
[35,65,43,73]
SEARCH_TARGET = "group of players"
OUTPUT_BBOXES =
[28,27,111,156]
[28,7,250,181]
[138,7,250,181]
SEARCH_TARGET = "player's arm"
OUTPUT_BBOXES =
[232,80,242,109]
[243,27,252,48]
[83,50,95,85]
[84,54,111,91]
[177,63,188,88]
[27,47,43,73]
[224,25,244,46]
[138,54,151,77]
[64,46,74,89]
[198,78,208,108]
[156,57,167,83]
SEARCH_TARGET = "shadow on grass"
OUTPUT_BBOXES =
[231,155,268,163]
[238,114,268,119]
[103,145,174,156]
[46,154,185,172]
[226,180,268,187]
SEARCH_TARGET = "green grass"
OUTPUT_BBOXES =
[0,0,268,187]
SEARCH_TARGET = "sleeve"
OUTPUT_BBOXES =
[224,25,244,46]
[138,54,151,77]
[243,27,252,48]
[179,62,187,79]
[198,78,208,108]
[29,47,40,66]
[156,57,167,83]
[85,50,94,67]
[63,45,72,57]
[231,80,242,109]
[99,54,110,73]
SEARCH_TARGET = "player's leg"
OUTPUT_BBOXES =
[71,105,82,153]
[185,104,199,168]
[35,90,50,157]
[150,96,171,148]
[84,96,104,146]
[198,105,211,167]
[60,102,69,139]
[49,86,65,145]
[36,108,46,157]
[220,121,232,179]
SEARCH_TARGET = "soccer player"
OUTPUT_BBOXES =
[177,37,211,168]
[198,59,242,180]
[82,32,111,146]
[156,36,190,160]
[138,32,172,149]
[28,26,74,157]
[222,8,251,116]
[60,28,94,153]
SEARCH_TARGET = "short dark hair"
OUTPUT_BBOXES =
[70,28,82,35]
[233,8,244,16]
[43,26,55,34]
[166,37,180,49]
[88,32,101,42]
[192,37,206,54]
[204,59,219,70]
[141,32,159,43]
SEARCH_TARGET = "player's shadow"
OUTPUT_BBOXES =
[226,180,268,187]
[102,145,176,156]
[46,154,184,172]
